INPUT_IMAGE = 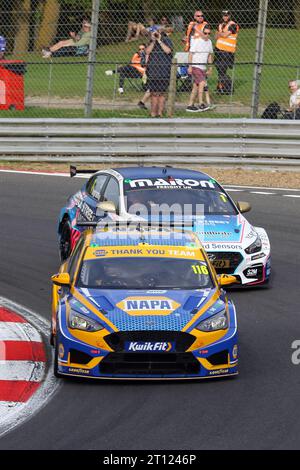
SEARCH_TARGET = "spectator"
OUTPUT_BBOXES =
[287,80,300,112]
[146,30,173,117]
[125,17,172,42]
[215,10,239,94]
[137,89,151,110]
[42,19,91,58]
[0,35,6,59]
[186,25,213,112]
[105,44,147,94]
[183,10,208,52]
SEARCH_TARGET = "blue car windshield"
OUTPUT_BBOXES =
[77,257,214,290]
[124,188,237,216]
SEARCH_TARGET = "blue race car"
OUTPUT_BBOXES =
[51,224,238,380]
[58,166,271,286]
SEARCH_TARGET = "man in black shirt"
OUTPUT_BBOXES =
[146,31,173,117]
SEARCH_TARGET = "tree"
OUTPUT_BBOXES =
[294,0,300,28]
[34,0,61,51]
[13,0,31,54]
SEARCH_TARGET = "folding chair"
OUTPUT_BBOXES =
[175,52,192,93]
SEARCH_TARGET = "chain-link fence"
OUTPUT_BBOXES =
[0,0,299,118]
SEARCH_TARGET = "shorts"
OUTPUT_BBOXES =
[148,78,170,93]
[191,67,207,85]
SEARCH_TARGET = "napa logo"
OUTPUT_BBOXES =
[125,341,174,352]
[116,296,180,316]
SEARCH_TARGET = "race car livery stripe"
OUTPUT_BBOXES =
[71,289,118,332]
[182,290,220,332]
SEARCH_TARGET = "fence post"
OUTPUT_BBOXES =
[251,0,269,118]
[84,0,100,117]
[167,58,177,117]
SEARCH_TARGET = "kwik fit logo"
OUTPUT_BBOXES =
[125,341,174,352]
[117,296,180,316]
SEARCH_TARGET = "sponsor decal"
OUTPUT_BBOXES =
[58,343,65,359]
[245,268,258,277]
[203,243,243,250]
[198,231,231,238]
[77,200,95,222]
[146,290,167,294]
[208,369,229,376]
[126,178,216,189]
[251,253,266,261]
[232,345,238,359]
[69,368,90,375]
[117,296,180,316]
[125,341,174,352]
[94,249,107,257]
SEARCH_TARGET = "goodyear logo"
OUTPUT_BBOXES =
[116,296,180,316]
[125,341,174,352]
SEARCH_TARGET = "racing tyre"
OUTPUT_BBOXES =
[60,219,72,261]
[54,336,63,379]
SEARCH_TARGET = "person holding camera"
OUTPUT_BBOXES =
[145,30,173,117]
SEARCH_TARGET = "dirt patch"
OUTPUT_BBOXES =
[1,161,300,189]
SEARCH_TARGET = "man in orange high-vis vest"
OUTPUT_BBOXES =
[105,44,147,94]
[214,10,239,94]
[184,10,208,52]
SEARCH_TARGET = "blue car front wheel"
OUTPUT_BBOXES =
[59,220,72,261]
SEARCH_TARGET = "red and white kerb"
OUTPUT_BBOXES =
[0,306,46,405]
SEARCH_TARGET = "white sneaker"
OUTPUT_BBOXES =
[105,70,113,76]
[118,87,124,94]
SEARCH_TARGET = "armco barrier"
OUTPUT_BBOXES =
[0,118,299,164]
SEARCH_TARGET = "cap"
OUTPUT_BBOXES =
[222,10,231,15]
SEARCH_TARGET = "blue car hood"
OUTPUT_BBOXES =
[143,214,245,243]
[194,214,245,243]
[76,288,224,331]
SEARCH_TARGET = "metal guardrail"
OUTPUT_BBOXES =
[0,118,299,165]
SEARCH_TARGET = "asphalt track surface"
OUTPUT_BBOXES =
[0,172,299,450]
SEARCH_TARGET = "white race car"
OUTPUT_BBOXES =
[59,166,271,287]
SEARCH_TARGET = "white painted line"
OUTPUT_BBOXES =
[283,194,300,198]
[0,361,45,382]
[225,189,244,192]
[225,185,300,192]
[0,169,69,177]
[0,322,42,342]
[0,297,60,439]
[250,191,275,195]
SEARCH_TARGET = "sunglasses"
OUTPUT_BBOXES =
[203,32,211,35]
[195,15,204,17]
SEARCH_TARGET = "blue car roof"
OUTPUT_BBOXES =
[113,167,212,181]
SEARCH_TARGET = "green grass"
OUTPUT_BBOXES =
[4,28,300,117]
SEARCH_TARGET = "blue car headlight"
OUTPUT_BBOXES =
[245,233,262,254]
[69,310,104,332]
[196,309,228,332]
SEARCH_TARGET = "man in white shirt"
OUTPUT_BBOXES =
[186,25,213,112]
[288,80,300,112]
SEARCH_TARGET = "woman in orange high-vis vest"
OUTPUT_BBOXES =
[184,10,208,51]
[105,44,147,94]
[214,10,239,94]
